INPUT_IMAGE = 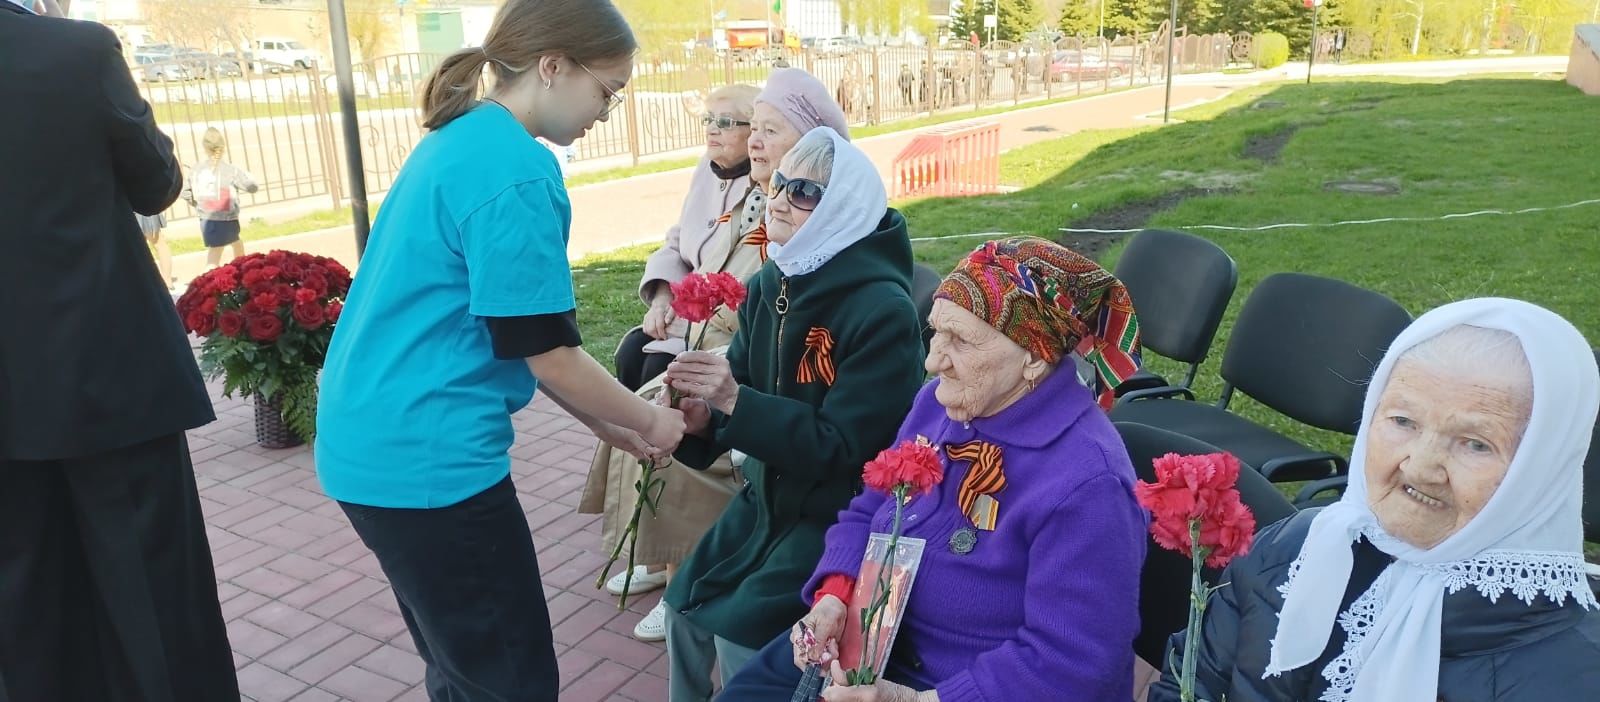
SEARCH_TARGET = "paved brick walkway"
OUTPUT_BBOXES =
[194,384,667,702]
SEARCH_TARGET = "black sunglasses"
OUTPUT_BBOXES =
[771,172,826,212]
[701,114,751,130]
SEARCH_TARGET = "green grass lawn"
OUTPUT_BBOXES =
[573,74,1600,472]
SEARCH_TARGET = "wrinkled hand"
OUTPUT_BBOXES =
[639,405,685,459]
[819,661,928,702]
[591,421,654,462]
[642,298,676,341]
[791,594,846,671]
[672,396,713,438]
[666,351,739,415]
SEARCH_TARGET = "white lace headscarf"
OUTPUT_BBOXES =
[766,126,887,277]
[1266,297,1599,701]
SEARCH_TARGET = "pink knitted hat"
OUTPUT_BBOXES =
[755,68,851,141]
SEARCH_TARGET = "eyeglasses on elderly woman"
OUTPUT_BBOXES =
[770,172,825,211]
[701,114,751,130]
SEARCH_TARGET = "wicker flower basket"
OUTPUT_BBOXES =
[254,392,305,449]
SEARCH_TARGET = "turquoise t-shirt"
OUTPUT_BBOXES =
[315,103,573,508]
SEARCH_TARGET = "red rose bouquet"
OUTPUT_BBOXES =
[1134,452,1257,702]
[845,439,945,685]
[593,271,746,608]
[175,250,352,442]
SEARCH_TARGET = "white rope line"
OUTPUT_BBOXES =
[579,197,1600,270]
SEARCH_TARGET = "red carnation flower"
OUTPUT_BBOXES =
[1134,452,1256,569]
[294,288,320,305]
[668,274,719,323]
[325,300,343,323]
[862,440,945,497]
[292,301,325,330]
[248,314,284,343]
[707,271,747,312]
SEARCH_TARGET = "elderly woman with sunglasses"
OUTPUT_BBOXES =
[582,72,856,643]
[656,125,926,701]
[1151,298,1600,702]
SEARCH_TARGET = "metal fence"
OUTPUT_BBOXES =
[137,27,1248,220]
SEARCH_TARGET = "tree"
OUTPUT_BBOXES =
[1101,0,1162,35]
[1000,0,1044,40]
[1057,0,1097,36]
[836,0,933,37]
[346,0,400,63]
[142,0,255,68]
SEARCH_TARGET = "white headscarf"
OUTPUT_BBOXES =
[766,127,887,277]
[1266,297,1599,701]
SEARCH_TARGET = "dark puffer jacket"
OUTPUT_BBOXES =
[1150,509,1600,701]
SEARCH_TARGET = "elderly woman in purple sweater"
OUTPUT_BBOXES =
[719,237,1149,701]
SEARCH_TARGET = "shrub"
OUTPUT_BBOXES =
[1253,32,1290,69]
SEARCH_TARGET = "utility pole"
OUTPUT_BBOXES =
[325,0,371,256]
[1306,0,1320,84]
[1162,8,1176,123]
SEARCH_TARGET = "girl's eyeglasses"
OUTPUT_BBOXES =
[576,61,625,117]
[701,115,752,130]
[771,172,826,212]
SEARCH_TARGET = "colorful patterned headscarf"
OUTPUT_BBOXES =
[935,237,1142,410]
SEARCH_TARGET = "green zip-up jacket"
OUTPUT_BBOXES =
[664,208,927,649]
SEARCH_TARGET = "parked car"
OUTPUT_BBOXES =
[1050,50,1126,80]
[251,37,323,72]
[133,52,192,82]
[174,50,243,79]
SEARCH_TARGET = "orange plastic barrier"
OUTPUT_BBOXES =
[891,122,1001,199]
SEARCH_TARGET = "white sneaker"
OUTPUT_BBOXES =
[633,600,667,642]
[605,565,669,596]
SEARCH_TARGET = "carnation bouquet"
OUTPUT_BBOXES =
[594,271,746,608]
[1133,451,1257,702]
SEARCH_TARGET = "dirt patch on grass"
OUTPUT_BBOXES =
[1243,126,1297,162]
[1058,187,1226,261]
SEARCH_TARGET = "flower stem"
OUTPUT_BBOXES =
[1180,519,1205,702]
[855,483,907,685]
[595,459,657,610]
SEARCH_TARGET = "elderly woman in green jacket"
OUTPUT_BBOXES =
[659,125,926,701]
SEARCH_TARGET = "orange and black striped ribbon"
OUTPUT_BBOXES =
[946,440,1005,530]
[742,224,769,263]
[796,327,836,386]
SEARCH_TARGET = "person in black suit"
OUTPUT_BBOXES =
[0,3,239,700]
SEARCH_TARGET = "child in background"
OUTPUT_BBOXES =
[183,127,258,269]
[136,211,176,291]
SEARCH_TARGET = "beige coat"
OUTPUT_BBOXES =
[578,190,768,564]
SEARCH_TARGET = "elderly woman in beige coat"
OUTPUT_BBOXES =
[581,71,854,643]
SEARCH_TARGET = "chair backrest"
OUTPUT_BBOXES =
[1115,421,1296,666]
[1583,349,1600,543]
[911,263,942,352]
[1220,273,1412,434]
[1114,229,1239,368]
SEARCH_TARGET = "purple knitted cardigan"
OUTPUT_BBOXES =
[804,368,1148,701]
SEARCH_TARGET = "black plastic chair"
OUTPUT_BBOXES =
[1111,273,1412,491]
[1116,421,1296,668]
[1112,229,1239,396]
[911,263,941,353]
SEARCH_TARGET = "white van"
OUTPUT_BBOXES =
[252,37,322,72]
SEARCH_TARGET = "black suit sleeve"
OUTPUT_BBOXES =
[97,29,182,215]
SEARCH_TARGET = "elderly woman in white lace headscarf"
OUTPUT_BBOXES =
[1150,297,1600,702]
